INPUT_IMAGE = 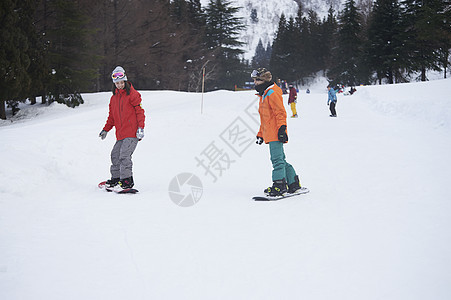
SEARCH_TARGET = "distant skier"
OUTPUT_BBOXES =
[252,68,304,196]
[99,66,146,191]
[327,85,337,117]
[288,83,298,118]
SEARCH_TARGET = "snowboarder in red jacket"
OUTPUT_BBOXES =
[99,66,145,191]
[288,84,298,118]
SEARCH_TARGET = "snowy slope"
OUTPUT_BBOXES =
[1,78,451,300]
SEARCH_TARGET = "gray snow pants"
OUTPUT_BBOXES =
[110,138,139,179]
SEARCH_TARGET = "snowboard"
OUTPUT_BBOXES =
[253,187,309,201]
[98,181,139,194]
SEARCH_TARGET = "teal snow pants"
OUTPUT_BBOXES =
[269,141,297,184]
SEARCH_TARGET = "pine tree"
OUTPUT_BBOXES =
[304,10,323,76]
[367,0,405,84]
[252,39,268,68]
[0,0,33,119]
[44,0,99,107]
[22,0,48,105]
[294,5,309,81]
[285,17,302,82]
[79,0,137,91]
[171,0,188,21]
[437,1,451,78]
[187,0,206,30]
[401,0,448,81]
[330,0,364,86]
[270,14,288,80]
[185,0,210,91]
[81,0,209,92]
[271,9,324,83]
[167,0,210,91]
[204,0,245,90]
[321,5,339,73]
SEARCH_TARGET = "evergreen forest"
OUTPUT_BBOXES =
[1,0,450,119]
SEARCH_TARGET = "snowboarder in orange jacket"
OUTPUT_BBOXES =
[252,68,303,197]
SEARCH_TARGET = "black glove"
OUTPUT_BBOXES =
[256,136,264,145]
[99,130,108,140]
[278,125,288,143]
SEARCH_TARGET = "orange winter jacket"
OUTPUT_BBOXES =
[103,84,145,141]
[257,83,287,144]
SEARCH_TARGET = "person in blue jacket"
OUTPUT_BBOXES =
[327,85,337,117]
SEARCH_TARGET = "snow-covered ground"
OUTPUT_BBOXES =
[1,78,451,299]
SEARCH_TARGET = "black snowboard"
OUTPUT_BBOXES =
[253,187,309,201]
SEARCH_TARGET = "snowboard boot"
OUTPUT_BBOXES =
[119,176,134,189]
[264,178,288,197]
[288,175,302,194]
[112,176,134,192]
[105,177,120,188]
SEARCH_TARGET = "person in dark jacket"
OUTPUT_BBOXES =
[99,66,146,191]
[288,84,298,118]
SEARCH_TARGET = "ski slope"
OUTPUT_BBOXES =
[1,78,451,299]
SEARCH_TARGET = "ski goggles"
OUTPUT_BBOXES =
[251,69,266,81]
[112,72,126,80]
[251,69,260,78]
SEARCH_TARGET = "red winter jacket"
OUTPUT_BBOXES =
[288,87,297,104]
[103,84,145,140]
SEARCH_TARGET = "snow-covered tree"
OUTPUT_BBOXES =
[367,0,405,84]
[204,0,245,89]
[329,0,365,86]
